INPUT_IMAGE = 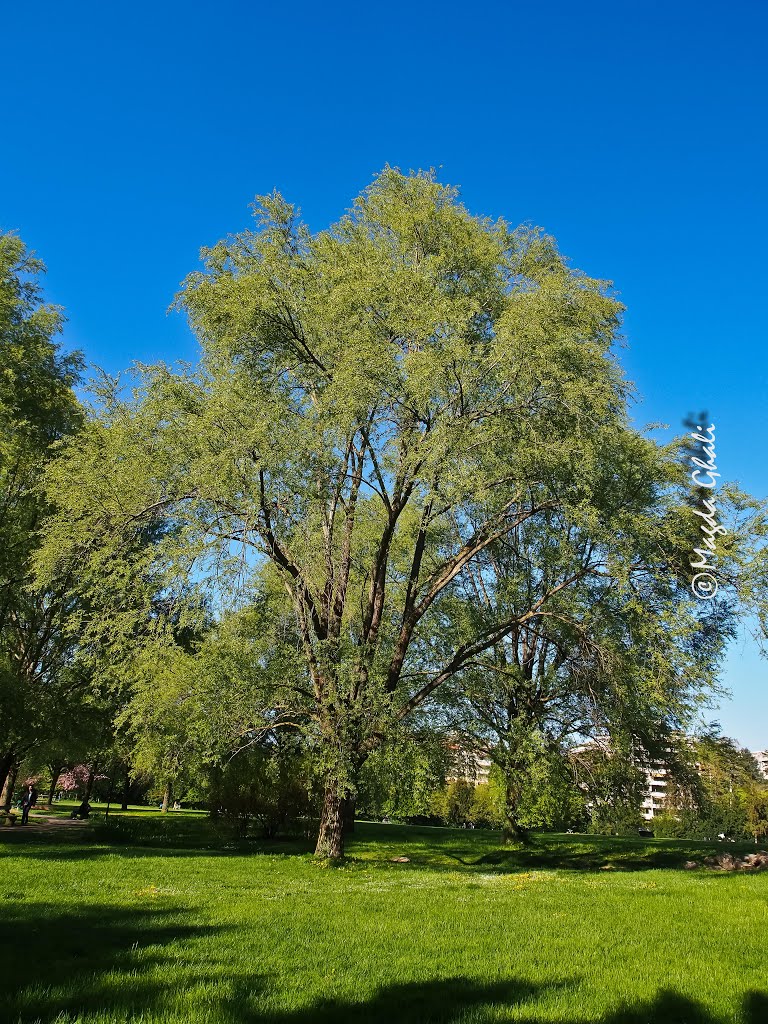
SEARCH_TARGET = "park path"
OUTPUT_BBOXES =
[2,813,90,836]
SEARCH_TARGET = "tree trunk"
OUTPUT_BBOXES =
[1,763,19,811]
[161,779,172,814]
[315,783,345,859]
[0,750,15,800]
[83,766,96,805]
[503,780,529,844]
[47,767,62,807]
[121,769,130,811]
[503,818,529,844]
[342,791,356,835]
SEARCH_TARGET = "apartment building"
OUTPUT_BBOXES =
[751,750,768,780]
[640,763,670,821]
[446,743,493,785]
[571,737,672,821]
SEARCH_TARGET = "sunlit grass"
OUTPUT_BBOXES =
[1,819,766,1023]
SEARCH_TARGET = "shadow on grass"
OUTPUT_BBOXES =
[0,901,222,1021]
[1,903,766,1024]
[341,823,761,876]
[601,989,768,1024]
[448,844,692,873]
[2,820,760,877]
[223,976,564,1024]
[441,834,760,874]
[216,981,768,1024]
[0,816,316,859]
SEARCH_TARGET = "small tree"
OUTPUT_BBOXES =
[470,783,503,829]
[445,780,475,826]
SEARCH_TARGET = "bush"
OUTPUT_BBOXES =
[588,804,644,837]
[209,739,312,838]
[470,784,503,829]
[648,813,686,838]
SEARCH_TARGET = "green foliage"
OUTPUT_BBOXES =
[357,729,451,821]
[208,734,313,837]
[36,171,768,857]
[469,783,503,828]
[648,813,688,839]
[443,779,474,825]
[0,232,84,782]
[510,755,587,831]
[661,735,766,841]
[746,789,768,844]
[572,742,647,835]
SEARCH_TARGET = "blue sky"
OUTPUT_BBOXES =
[3,1,767,746]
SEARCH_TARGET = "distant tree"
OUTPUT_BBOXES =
[570,740,648,835]
[442,494,738,840]
[357,728,452,823]
[469,782,503,829]
[679,734,765,840]
[444,780,475,826]
[746,790,768,845]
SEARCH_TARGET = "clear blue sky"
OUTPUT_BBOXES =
[3,1,767,746]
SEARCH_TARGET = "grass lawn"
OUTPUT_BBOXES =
[1,817,767,1023]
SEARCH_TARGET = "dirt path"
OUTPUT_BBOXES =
[2,813,91,835]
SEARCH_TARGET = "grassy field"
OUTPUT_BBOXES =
[1,814,767,1024]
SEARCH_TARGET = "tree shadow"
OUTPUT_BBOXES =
[4,844,265,863]
[0,901,222,1021]
[4,821,755,877]
[212,981,768,1024]
[600,989,768,1024]
[0,824,315,861]
[443,834,758,874]
[221,976,567,1024]
[1,905,766,1024]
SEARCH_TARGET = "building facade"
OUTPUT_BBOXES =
[751,750,768,780]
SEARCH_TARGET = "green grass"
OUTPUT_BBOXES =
[23,799,208,819]
[2,818,767,1023]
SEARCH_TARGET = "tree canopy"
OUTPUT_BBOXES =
[38,169,762,856]
[0,232,84,795]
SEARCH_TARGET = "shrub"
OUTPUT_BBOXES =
[648,813,686,838]
[209,739,312,838]
[470,784,503,829]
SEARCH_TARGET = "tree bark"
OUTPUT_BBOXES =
[121,769,130,811]
[0,750,14,802]
[503,819,529,844]
[1,763,19,811]
[503,780,529,844]
[83,766,96,805]
[47,767,62,807]
[342,791,356,834]
[161,779,172,814]
[315,783,345,858]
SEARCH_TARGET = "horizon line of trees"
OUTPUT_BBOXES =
[5,724,767,849]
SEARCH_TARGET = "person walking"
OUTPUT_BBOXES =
[21,784,38,825]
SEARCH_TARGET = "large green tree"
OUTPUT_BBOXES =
[0,232,84,797]
[41,169,695,857]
